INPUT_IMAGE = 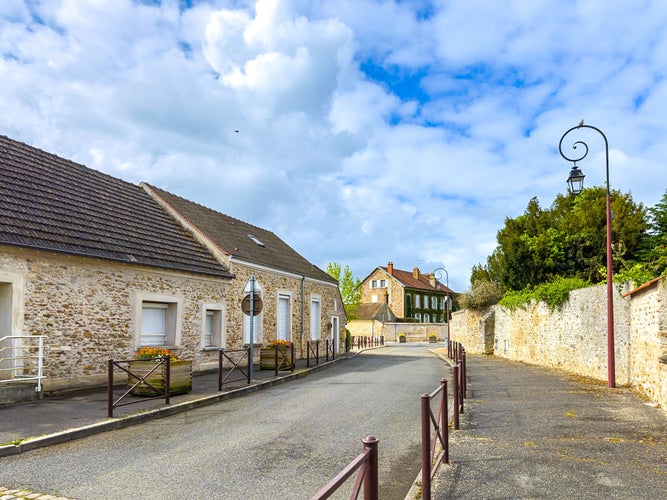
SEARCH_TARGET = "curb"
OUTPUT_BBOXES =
[0,348,386,458]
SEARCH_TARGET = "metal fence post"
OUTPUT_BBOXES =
[165,355,171,406]
[107,359,114,418]
[442,379,449,464]
[362,436,379,500]
[421,393,432,500]
[452,364,460,430]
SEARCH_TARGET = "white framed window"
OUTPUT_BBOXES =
[202,303,225,349]
[277,293,291,341]
[135,294,182,349]
[430,296,436,309]
[415,294,421,308]
[424,314,430,323]
[379,279,387,288]
[310,295,321,341]
[371,280,378,289]
[415,313,422,321]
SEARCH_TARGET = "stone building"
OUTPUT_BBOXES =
[359,262,454,322]
[144,184,345,364]
[0,135,343,399]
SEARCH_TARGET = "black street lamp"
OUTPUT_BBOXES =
[432,267,450,347]
[558,122,615,388]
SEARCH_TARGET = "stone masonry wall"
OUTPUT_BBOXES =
[627,279,667,407]
[1,246,232,391]
[228,263,344,361]
[450,280,667,408]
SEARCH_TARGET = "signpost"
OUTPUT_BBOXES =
[242,275,262,381]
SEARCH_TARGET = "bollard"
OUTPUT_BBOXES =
[362,436,379,500]
[442,379,449,464]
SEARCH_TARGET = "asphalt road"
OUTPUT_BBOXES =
[0,344,449,499]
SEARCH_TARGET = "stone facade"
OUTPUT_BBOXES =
[226,262,345,362]
[0,245,344,393]
[360,268,403,316]
[450,280,667,408]
[0,245,232,391]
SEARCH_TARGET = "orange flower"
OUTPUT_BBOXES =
[134,346,181,361]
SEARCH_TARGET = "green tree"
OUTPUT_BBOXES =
[476,188,648,291]
[326,262,362,319]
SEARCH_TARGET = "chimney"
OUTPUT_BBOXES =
[428,274,436,288]
[413,267,420,279]
[387,261,393,275]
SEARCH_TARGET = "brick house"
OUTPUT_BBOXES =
[0,135,343,398]
[359,262,454,322]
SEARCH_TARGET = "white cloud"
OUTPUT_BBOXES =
[1,0,667,293]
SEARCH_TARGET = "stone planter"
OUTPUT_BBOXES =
[260,346,294,371]
[128,359,192,396]
[399,336,406,343]
[429,336,437,343]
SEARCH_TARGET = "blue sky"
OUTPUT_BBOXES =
[1,0,666,292]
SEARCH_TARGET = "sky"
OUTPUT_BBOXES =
[1,0,666,293]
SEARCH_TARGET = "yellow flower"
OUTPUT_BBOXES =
[134,346,181,361]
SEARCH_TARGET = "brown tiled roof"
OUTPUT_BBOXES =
[147,185,337,284]
[382,266,454,294]
[355,302,396,321]
[0,135,232,278]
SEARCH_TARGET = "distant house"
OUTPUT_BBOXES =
[0,135,343,398]
[359,262,454,322]
[345,302,396,339]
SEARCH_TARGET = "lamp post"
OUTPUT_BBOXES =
[432,267,450,347]
[558,122,615,388]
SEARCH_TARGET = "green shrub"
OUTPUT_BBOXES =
[499,277,590,311]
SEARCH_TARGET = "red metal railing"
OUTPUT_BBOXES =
[420,379,449,500]
[307,340,320,367]
[218,347,251,390]
[311,436,379,500]
[325,338,335,361]
[273,342,295,376]
[420,342,468,499]
[352,336,384,350]
[107,356,171,418]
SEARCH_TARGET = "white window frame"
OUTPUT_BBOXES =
[415,313,422,322]
[379,279,387,288]
[134,293,182,349]
[277,292,292,341]
[310,295,321,341]
[415,294,421,308]
[202,303,225,349]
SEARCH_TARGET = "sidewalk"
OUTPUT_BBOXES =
[0,350,361,457]
[431,354,667,499]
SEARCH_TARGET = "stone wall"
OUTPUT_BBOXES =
[450,279,667,408]
[626,278,667,407]
[379,323,448,343]
[1,245,345,393]
[227,263,345,360]
[1,246,232,391]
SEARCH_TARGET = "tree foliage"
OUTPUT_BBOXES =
[474,187,649,292]
[326,262,362,319]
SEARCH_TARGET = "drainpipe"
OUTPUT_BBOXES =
[301,275,305,357]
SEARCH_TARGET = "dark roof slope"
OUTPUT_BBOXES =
[381,266,454,294]
[148,185,337,284]
[0,135,231,278]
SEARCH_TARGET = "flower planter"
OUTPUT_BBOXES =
[128,359,192,396]
[429,337,437,343]
[260,347,294,371]
[399,336,406,343]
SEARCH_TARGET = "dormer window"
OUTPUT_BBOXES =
[247,234,265,247]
